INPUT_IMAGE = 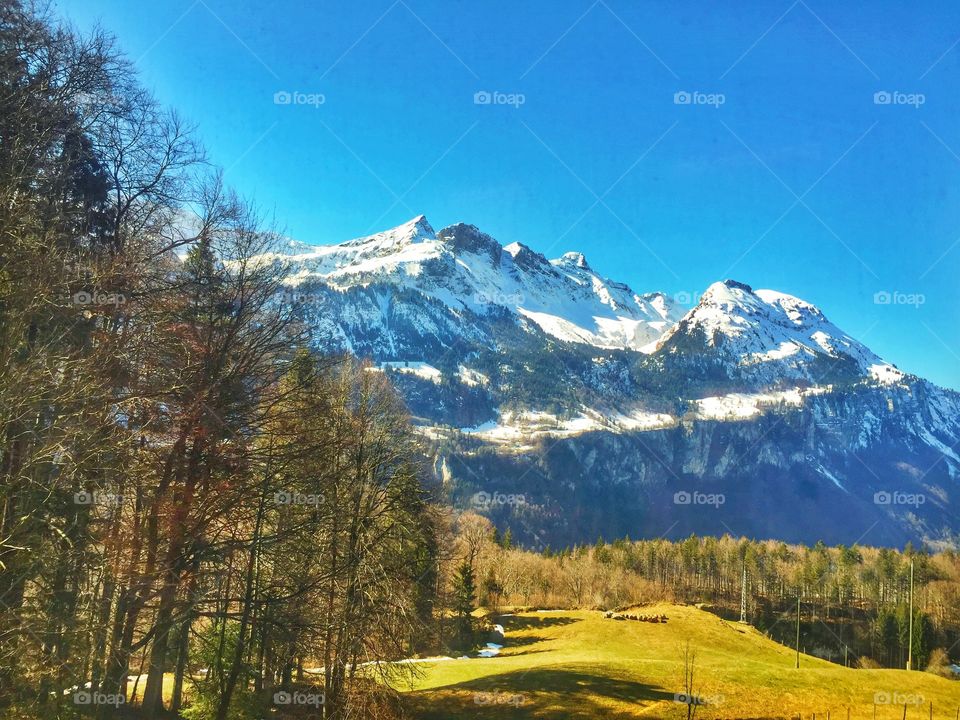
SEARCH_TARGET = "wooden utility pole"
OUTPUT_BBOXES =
[795,593,801,669]
[907,558,915,671]
[740,564,748,623]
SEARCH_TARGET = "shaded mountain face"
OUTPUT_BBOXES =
[265,216,960,549]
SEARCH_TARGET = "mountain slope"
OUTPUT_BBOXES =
[268,216,960,548]
[273,216,685,354]
[656,279,902,386]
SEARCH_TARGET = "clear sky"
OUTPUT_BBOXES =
[60,0,960,389]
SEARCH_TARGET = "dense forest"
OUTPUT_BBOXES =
[0,3,958,720]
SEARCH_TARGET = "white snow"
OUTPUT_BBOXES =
[477,643,503,658]
[457,365,489,387]
[459,408,641,444]
[869,363,906,385]
[371,361,442,382]
[660,281,895,383]
[260,219,915,393]
[260,216,685,353]
[693,388,829,420]
[608,408,677,431]
[817,466,849,493]
[461,410,593,445]
[426,389,833,444]
[919,428,960,464]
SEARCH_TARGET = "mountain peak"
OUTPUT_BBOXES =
[661,278,895,383]
[342,215,435,248]
[504,241,549,269]
[556,251,591,270]
[437,222,502,263]
[695,279,759,312]
[722,279,753,292]
[397,214,435,242]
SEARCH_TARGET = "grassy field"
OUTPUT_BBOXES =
[397,604,960,720]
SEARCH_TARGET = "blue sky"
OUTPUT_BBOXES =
[61,0,960,388]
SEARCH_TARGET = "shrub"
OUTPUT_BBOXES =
[925,647,953,677]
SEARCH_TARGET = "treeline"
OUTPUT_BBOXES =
[0,4,438,719]
[451,513,960,672]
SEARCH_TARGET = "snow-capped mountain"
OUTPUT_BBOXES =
[271,216,960,549]
[273,215,684,352]
[656,279,904,386]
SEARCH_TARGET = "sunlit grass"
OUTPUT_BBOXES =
[399,604,960,719]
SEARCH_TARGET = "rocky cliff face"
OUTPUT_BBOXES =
[260,216,960,548]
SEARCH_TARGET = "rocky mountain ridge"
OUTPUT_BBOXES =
[264,216,960,548]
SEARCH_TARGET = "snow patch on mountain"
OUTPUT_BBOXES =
[692,387,830,420]
[453,406,676,446]
[370,361,442,382]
